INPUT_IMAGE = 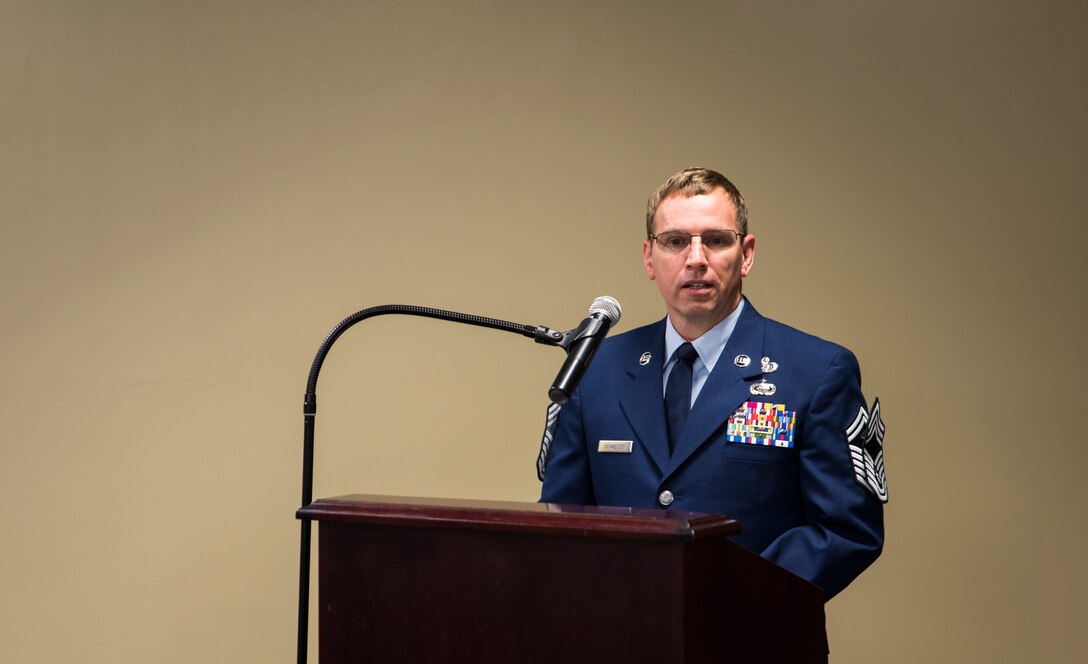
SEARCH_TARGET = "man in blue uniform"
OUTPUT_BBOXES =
[539,167,886,600]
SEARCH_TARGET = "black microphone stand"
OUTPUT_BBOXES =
[296,304,580,664]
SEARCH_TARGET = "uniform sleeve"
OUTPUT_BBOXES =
[760,348,885,600]
[538,388,598,505]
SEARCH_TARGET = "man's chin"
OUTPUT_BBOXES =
[672,304,721,324]
[677,295,721,315]
[672,296,739,324]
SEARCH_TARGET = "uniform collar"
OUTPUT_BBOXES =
[664,298,746,372]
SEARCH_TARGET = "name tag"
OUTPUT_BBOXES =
[598,440,633,454]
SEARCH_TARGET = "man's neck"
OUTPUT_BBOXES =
[670,298,744,342]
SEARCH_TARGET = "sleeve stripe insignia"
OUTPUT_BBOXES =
[536,402,562,481]
[845,398,888,502]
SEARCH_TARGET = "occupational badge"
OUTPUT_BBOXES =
[760,356,778,373]
[750,379,776,396]
[845,398,888,502]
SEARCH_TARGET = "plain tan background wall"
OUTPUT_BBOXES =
[3,1,1085,661]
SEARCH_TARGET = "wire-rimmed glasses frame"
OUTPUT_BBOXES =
[648,229,746,254]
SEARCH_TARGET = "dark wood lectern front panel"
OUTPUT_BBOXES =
[298,495,824,663]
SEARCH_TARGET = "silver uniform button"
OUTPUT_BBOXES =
[658,490,675,506]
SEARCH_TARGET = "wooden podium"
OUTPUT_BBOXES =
[297,494,826,663]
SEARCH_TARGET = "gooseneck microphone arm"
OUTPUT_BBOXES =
[296,304,574,664]
[304,304,569,396]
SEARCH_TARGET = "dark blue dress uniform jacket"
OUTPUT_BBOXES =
[540,299,884,600]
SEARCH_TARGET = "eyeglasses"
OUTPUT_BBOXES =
[649,230,745,253]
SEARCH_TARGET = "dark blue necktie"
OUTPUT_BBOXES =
[665,342,699,455]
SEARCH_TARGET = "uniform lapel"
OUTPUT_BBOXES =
[617,321,671,476]
[665,301,767,477]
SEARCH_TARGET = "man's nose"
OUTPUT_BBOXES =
[686,237,708,266]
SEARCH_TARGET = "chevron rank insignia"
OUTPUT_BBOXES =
[536,402,562,481]
[845,398,888,502]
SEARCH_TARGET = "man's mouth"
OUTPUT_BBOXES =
[683,281,712,290]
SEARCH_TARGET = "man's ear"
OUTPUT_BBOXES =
[643,239,656,280]
[740,234,756,277]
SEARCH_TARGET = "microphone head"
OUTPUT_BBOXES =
[589,296,622,325]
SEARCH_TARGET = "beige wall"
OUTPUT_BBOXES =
[3,1,1086,661]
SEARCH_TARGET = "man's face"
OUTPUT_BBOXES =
[642,189,756,340]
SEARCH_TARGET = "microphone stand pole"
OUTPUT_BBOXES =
[296,304,572,664]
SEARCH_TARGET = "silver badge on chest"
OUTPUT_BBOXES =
[750,379,777,396]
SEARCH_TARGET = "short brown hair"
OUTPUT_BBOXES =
[645,167,748,238]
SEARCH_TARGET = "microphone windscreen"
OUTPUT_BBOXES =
[589,296,622,325]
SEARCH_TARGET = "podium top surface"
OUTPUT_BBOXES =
[297,494,740,541]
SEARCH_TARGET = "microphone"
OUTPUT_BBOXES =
[548,296,622,405]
